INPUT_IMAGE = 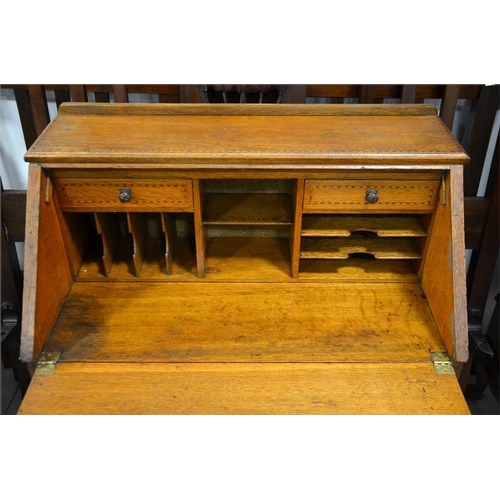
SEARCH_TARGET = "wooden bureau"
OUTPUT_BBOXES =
[18,103,471,414]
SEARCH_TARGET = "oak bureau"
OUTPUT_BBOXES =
[18,103,471,414]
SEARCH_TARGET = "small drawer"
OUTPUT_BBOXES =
[303,179,440,213]
[55,179,194,212]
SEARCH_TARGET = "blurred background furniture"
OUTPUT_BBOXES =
[1,179,30,404]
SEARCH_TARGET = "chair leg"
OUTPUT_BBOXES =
[2,313,31,397]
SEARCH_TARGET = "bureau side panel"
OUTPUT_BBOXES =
[420,168,468,362]
[21,165,73,362]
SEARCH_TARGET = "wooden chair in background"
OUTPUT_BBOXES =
[180,84,307,103]
[8,84,182,148]
[1,180,30,399]
[463,124,499,401]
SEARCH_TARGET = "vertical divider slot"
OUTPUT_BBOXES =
[291,179,305,279]
[127,213,149,277]
[94,213,121,277]
[161,213,178,275]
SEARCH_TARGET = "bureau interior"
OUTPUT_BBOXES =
[45,173,449,366]
[55,176,438,282]
[36,170,460,365]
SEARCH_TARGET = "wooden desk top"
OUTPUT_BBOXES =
[25,103,469,166]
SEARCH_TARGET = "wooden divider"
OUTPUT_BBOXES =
[127,213,149,277]
[94,213,120,277]
[161,213,177,275]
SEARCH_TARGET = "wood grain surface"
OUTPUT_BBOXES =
[300,236,422,259]
[57,102,441,116]
[44,281,445,363]
[54,178,194,211]
[204,237,291,280]
[421,169,468,362]
[203,193,293,225]
[298,258,418,281]
[25,104,468,165]
[18,362,469,415]
[20,165,73,362]
[301,215,427,237]
[303,179,440,213]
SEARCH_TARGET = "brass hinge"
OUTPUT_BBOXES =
[431,352,455,375]
[35,351,60,375]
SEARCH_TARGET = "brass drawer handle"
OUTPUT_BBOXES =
[365,189,378,204]
[119,188,132,203]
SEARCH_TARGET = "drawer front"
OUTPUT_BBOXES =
[55,179,194,211]
[303,179,440,213]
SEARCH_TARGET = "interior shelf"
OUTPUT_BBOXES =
[64,185,429,282]
[301,215,427,237]
[300,235,422,259]
[203,193,293,225]
[298,258,419,281]
[204,237,291,280]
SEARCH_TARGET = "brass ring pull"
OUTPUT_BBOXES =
[365,189,378,204]
[119,188,132,203]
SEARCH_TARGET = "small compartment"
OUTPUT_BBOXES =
[204,235,292,281]
[203,193,293,225]
[300,235,422,260]
[298,258,419,282]
[301,215,427,237]
[202,179,294,226]
[200,179,296,278]
[299,214,428,279]
[69,212,198,280]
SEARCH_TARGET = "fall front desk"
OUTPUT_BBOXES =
[18,103,470,414]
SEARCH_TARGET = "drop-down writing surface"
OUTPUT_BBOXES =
[44,281,445,363]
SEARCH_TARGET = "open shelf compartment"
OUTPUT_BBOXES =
[301,214,427,237]
[70,212,198,280]
[202,179,294,226]
[298,214,428,275]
